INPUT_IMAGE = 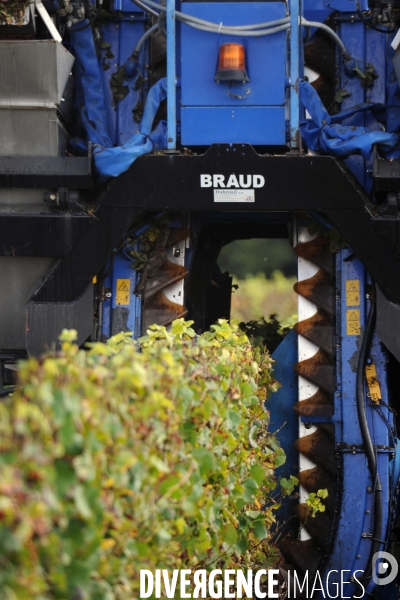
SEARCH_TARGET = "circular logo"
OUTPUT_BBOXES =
[372,551,398,586]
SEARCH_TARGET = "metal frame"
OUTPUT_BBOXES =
[290,0,301,149]
[167,0,176,149]
[98,145,400,308]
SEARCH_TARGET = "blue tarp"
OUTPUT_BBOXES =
[71,23,400,172]
[70,22,113,149]
[94,79,168,178]
[70,22,168,178]
[299,80,400,159]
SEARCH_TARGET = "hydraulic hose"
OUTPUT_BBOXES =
[130,0,350,56]
[126,22,159,78]
[132,0,290,29]
[357,299,377,495]
[300,18,349,56]
[131,0,291,34]
[178,22,290,37]
[133,22,159,55]
[131,0,159,17]
[355,296,383,593]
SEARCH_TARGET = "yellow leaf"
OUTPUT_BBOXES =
[175,518,186,534]
[101,538,116,550]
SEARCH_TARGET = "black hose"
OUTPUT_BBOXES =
[355,296,383,594]
[357,299,377,485]
[357,10,396,34]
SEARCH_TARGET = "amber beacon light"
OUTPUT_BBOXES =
[214,43,249,84]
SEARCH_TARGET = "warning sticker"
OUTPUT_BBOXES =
[365,362,382,404]
[346,280,360,306]
[116,279,130,305]
[346,309,361,335]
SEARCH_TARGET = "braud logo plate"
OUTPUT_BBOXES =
[200,174,264,202]
[213,189,255,203]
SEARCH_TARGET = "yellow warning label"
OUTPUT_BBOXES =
[346,280,360,306]
[365,362,382,404]
[346,309,361,335]
[92,275,97,284]
[116,279,130,305]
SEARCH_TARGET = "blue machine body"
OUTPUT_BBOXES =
[326,253,394,597]
[102,249,142,341]
[268,246,398,598]
[179,2,286,145]
[97,7,150,146]
[270,330,299,527]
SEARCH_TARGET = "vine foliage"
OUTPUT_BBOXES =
[0,320,286,599]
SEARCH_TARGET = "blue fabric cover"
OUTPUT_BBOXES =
[70,22,168,178]
[70,22,113,149]
[299,80,400,159]
[94,79,168,178]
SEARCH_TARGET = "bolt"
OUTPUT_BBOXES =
[50,194,56,201]
[105,291,112,298]
[304,422,312,429]
[367,486,373,493]
[366,509,371,514]
[357,555,361,559]
[173,246,181,258]
[366,293,370,299]
[336,295,340,299]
